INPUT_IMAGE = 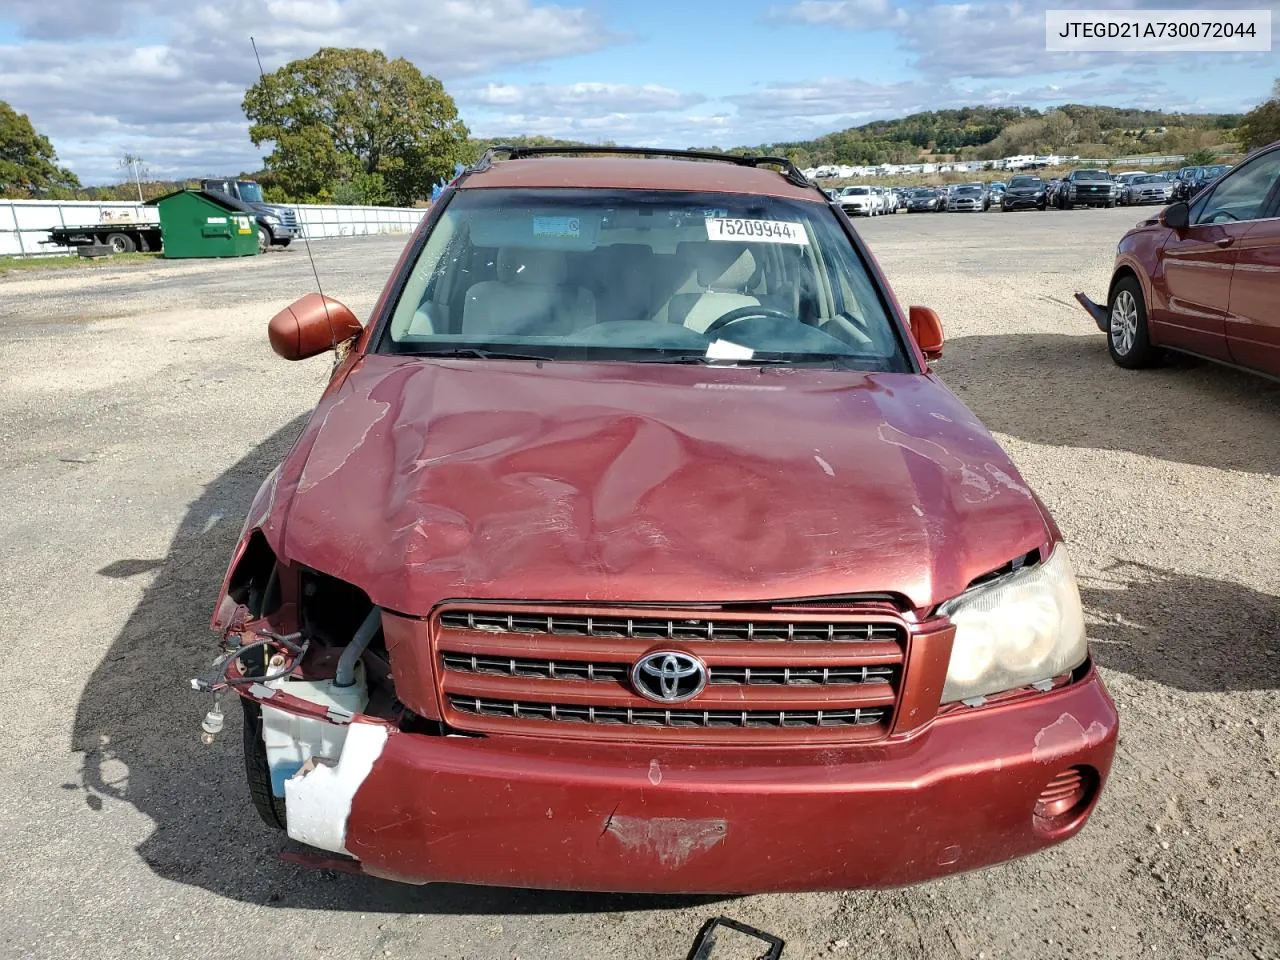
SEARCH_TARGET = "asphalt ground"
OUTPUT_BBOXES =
[1,206,1277,960]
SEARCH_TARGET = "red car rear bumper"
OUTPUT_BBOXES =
[321,668,1117,892]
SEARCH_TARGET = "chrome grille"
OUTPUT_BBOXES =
[435,604,907,742]
[449,695,887,728]
[441,652,629,682]
[441,651,895,686]
[439,610,900,643]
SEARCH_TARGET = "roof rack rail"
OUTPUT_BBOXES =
[472,145,814,189]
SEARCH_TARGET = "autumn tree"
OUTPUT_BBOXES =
[1238,79,1280,151]
[243,48,469,205]
[0,101,80,198]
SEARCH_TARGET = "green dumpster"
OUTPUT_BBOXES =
[147,189,260,259]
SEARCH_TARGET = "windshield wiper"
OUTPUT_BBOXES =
[408,347,557,362]
[634,353,884,369]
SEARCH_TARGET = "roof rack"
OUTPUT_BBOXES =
[468,145,814,189]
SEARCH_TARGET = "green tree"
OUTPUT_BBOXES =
[0,101,80,198]
[242,48,469,205]
[1185,148,1218,165]
[1237,80,1280,151]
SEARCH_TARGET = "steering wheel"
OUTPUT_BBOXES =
[702,306,800,337]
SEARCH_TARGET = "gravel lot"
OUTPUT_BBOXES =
[1,208,1277,960]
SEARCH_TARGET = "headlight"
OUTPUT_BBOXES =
[938,544,1087,704]
[263,215,280,225]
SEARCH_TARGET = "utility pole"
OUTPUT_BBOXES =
[120,153,145,202]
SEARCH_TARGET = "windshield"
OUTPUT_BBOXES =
[1074,170,1110,181]
[1203,165,1229,177]
[843,187,870,195]
[236,181,264,203]
[1009,176,1043,188]
[1132,175,1162,184]
[955,187,982,196]
[379,188,908,371]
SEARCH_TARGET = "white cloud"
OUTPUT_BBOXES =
[728,78,936,121]
[0,0,624,183]
[770,0,909,29]
[467,82,706,114]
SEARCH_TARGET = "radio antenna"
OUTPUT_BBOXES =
[250,36,337,349]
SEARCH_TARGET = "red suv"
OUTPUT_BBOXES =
[207,147,1117,893]
[1078,140,1280,378]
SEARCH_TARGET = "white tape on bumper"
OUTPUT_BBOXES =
[284,722,389,855]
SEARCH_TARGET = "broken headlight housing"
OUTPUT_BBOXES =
[938,544,1087,704]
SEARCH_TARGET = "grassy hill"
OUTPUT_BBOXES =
[714,105,1241,168]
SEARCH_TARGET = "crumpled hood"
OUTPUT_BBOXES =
[262,355,1049,615]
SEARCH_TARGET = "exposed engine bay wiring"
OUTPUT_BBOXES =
[190,631,307,693]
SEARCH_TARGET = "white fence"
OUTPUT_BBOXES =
[0,199,427,257]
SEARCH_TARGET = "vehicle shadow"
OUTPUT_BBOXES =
[942,332,1280,475]
[1081,560,1279,694]
[70,417,722,914]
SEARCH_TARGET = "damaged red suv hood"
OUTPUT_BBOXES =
[264,354,1048,615]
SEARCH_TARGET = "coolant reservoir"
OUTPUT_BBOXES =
[260,661,369,796]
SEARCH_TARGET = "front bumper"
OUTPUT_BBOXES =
[257,667,1117,893]
[1069,191,1112,205]
[1002,195,1043,209]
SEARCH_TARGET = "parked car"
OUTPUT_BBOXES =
[947,184,986,212]
[212,145,1117,894]
[986,182,1007,205]
[1001,175,1048,211]
[878,186,900,214]
[838,185,882,217]
[1044,178,1066,208]
[1110,171,1148,205]
[905,187,941,212]
[1056,169,1115,209]
[1169,166,1202,202]
[1121,174,1174,206]
[1076,140,1279,378]
[933,186,950,211]
[1172,164,1231,203]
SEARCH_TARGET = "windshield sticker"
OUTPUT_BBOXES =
[706,218,808,245]
[533,216,580,239]
[705,338,755,361]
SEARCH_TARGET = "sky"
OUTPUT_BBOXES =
[1,0,1276,184]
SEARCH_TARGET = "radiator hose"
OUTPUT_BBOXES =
[335,606,381,688]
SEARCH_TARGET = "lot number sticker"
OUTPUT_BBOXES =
[706,218,808,245]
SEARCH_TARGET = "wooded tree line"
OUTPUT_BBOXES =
[3,58,1279,203]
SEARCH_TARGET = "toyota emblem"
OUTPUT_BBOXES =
[631,651,707,703]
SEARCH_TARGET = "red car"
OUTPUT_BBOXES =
[206,147,1116,893]
[1077,140,1280,378]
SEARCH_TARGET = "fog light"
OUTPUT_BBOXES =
[1034,765,1098,826]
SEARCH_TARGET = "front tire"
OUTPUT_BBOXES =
[1107,276,1158,369]
[257,226,272,254]
[242,698,288,830]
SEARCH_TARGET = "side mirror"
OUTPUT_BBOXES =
[1162,201,1189,230]
[268,293,363,361]
[908,305,944,362]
